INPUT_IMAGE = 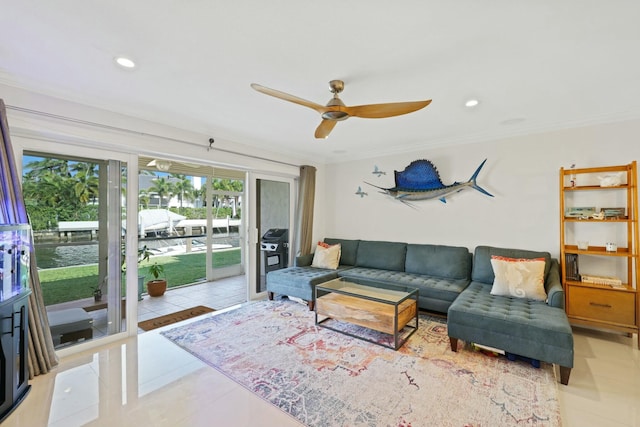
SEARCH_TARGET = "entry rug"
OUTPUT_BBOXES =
[161,300,561,426]
[138,305,214,331]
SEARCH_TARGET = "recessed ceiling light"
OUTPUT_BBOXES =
[115,56,136,69]
[465,99,479,108]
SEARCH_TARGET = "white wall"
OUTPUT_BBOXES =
[324,119,640,258]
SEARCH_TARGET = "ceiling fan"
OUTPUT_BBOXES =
[250,80,432,139]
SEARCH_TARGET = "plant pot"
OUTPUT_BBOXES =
[146,279,167,297]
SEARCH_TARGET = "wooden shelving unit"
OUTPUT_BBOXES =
[559,162,639,348]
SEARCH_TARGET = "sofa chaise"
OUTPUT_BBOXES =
[447,246,574,385]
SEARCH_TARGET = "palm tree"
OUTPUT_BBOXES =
[148,177,173,208]
[212,178,243,218]
[24,158,71,180]
[192,186,205,208]
[71,162,99,204]
[170,173,194,209]
[138,189,151,210]
[22,156,97,224]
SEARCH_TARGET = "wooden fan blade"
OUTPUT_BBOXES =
[251,83,328,114]
[314,119,337,139]
[345,100,432,119]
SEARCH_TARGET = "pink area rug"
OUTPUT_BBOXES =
[161,300,561,426]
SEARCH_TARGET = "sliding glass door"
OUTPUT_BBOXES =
[22,150,127,348]
[247,173,295,300]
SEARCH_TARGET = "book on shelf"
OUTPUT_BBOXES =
[564,253,579,281]
[580,274,624,288]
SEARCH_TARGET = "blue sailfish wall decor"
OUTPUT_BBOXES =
[366,159,493,205]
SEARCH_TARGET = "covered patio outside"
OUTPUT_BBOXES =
[46,275,247,342]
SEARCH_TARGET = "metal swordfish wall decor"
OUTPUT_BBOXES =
[364,159,493,207]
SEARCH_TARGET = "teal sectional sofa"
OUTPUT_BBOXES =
[266,238,574,385]
[266,238,472,313]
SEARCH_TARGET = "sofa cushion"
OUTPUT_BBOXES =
[324,238,359,266]
[472,246,552,285]
[340,267,468,301]
[267,267,338,288]
[490,256,547,301]
[295,253,314,267]
[355,240,407,272]
[405,244,471,280]
[266,267,339,301]
[311,242,341,269]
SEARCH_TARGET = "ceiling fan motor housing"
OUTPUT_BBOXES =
[322,95,349,121]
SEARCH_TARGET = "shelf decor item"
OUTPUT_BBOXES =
[598,172,623,187]
[602,207,626,219]
[564,253,580,281]
[580,274,623,288]
[577,241,589,250]
[564,206,596,218]
[559,161,639,349]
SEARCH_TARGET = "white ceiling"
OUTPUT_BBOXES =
[2,1,640,164]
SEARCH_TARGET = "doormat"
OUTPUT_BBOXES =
[138,305,215,331]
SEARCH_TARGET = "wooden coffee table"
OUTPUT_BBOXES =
[315,278,418,350]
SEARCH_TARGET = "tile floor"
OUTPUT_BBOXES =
[5,280,640,426]
[83,275,248,339]
[136,275,248,322]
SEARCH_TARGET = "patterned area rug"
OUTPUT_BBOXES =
[161,300,561,426]
[138,305,214,331]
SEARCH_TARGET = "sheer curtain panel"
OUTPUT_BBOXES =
[295,165,316,257]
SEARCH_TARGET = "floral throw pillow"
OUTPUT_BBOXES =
[311,241,341,270]
[490,255,547,301]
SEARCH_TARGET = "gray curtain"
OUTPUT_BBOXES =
[0,99,58,377]
[295,165,316,257]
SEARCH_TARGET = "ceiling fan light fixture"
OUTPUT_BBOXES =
[323,96,349,121]
[321,111,349,121]
[155,160,171,171]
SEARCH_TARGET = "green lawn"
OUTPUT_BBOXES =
[39,248,241,305]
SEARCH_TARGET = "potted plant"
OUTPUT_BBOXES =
[146,262,167,297]
[90,283,103,302]
[136,245,152,300]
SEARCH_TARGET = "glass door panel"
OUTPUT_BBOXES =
[248,174,295,299]
[22,152,126,348]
